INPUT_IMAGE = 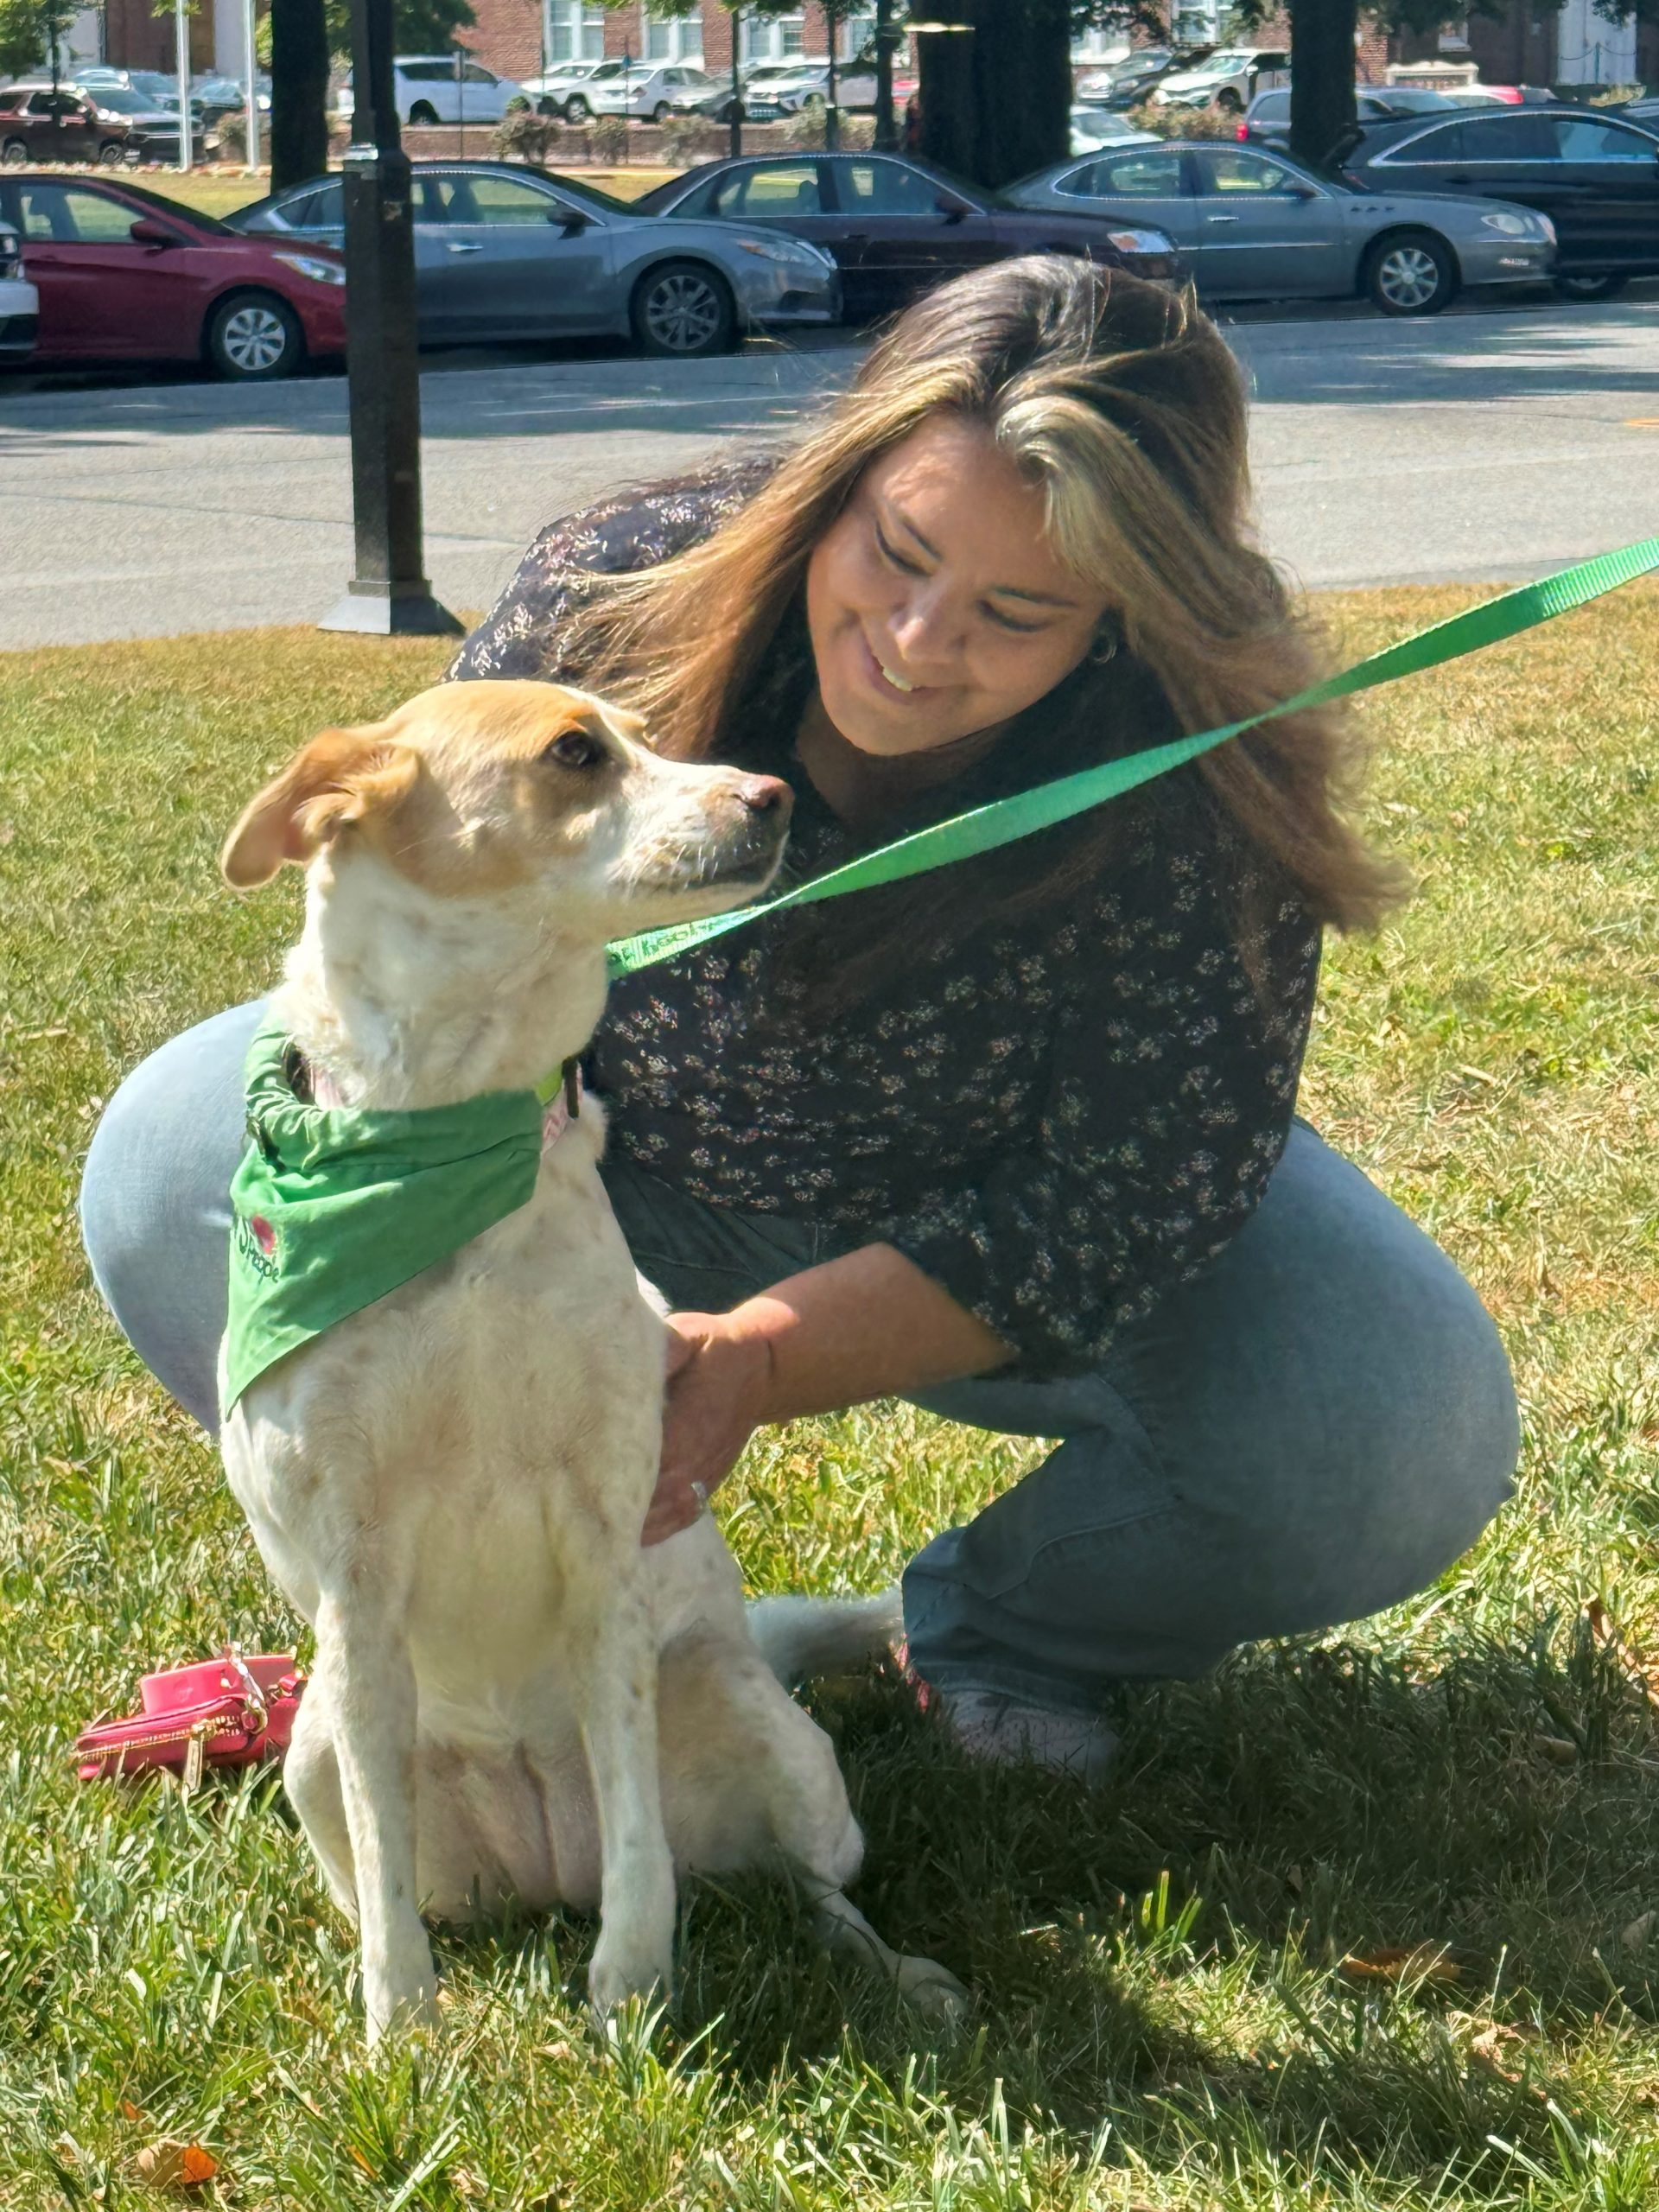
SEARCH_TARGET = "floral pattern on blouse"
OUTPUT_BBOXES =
[448,468,1322,1377]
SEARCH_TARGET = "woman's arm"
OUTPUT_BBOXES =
[641,1243,1012,1546]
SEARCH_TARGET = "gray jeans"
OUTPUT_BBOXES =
[79,1001,1520,1715]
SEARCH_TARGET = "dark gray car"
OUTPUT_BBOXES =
[1005,137,1554,314]
[229,159,839,356]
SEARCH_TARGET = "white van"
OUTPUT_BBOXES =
[336,56,526,128]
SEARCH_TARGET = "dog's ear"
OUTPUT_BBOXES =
[221,726,421,889]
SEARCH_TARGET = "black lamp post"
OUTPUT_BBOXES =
[320,0,461,636]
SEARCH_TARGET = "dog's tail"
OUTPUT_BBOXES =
[746,1588,903,1685]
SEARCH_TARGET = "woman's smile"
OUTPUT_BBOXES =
[804,417,1109,761]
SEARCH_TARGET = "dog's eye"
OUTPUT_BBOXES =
[543,731,607,772]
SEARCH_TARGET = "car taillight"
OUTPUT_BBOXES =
[1235,121,1248,139]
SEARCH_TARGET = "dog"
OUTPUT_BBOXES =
[217,679,965,2044]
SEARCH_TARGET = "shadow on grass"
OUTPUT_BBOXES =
[414,1624,1659,2188]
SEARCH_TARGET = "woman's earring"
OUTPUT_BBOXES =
[1089,622,1120,668]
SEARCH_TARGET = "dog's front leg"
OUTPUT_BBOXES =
[574,1567,676,2021]
[315,1587,439,2045]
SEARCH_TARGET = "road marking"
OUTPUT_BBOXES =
[1624,418,1659,429]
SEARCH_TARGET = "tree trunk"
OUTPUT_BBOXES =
[918,0,1071,190]
[1288,0,1358,169]
[271,0,331,190]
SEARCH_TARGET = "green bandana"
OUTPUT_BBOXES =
[221,1019,548,1416]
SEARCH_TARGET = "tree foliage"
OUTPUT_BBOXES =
[0,0,78,79]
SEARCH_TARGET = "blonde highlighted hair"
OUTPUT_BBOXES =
[561,257,1402,1001]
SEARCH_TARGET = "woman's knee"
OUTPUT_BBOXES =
[79,1001,264,1427]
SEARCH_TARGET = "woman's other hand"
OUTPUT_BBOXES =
[642,1311,776,1546]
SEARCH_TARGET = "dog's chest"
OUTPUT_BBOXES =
[225,1154,664,1653]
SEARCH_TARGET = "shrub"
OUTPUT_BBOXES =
[216,110,248,162]
[780,106,875,151]
[493,105,562,164]
[1586,82,1643,105]
[660,113,725,165]
[1130,99,1236,139]
[589,111,629,161]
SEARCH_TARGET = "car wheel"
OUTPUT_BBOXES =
[1553,272,1628,302]
[1216,88,1243,112]
[206,290,305,380]
[97,139,126,166]
[564,94,590,121]
[651,99,671,123]
[631,259,736,359]
[537,96,557,116]
[1364,231,1456,316]
[0,138,28,168]
[408,101,439,126]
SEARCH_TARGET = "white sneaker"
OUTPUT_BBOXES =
[935,1688,1118,1785]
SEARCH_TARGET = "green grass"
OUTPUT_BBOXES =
[2,593,1657,2209]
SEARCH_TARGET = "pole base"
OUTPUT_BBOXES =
[319,581,464,637]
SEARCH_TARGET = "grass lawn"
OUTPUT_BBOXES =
[2,587,1656,2209]
[136,163,678,221]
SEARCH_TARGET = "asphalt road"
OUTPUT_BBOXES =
[2,290,1656,650]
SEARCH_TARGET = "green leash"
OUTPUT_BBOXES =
[604,534,1659,983]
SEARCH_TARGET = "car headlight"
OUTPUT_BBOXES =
[1106,226,1177,256]
[735,235,827,268]
[272,251,346,286]
[1478,211,1532,238]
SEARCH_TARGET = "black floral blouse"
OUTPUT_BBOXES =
[449,466,1322,1377]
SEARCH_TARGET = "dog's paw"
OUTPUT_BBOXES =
[587,1936,673,2024]
[893,1952,971,2026]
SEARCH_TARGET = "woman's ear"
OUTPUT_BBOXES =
[221,727,421,889]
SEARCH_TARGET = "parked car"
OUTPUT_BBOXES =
[336,56,526,128]
[0,83,162,167]
[1153,46,1290,113]
[1005,137,1554,314]
[0,172,345,375]
[73,84,192,160]
[190,74,266,130]
[1075,48,1178,106]
[1071,105,1159,155]
[633,151,1183,321]
[1335,104,1659,298]
[518,59,608,120]
[731,59,918,118]
[0,219,39,361]
[1239,84,1459,156]
[570,60,718,123]
[230,158,838,356]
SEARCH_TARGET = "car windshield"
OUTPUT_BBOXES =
[92,87,153,112]
[527,168,636,217]
[1381,87,1454,111]
[587,61,626,79]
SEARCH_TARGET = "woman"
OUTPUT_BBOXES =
[80,260,1519,1783]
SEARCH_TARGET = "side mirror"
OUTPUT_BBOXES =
[130,219,177,246]
[935,195,967,223]
[552,208,590,232]
[1287,182,1318,200]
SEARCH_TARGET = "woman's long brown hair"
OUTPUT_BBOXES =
[561,257,1404,1006]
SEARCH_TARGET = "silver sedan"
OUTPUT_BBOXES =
[1004,138,1554,315]
[230,159,840,356]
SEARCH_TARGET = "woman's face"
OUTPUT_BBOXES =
[804,417,1109,758]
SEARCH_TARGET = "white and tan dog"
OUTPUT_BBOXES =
[218,679,963,2044]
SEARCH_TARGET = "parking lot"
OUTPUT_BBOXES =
[2,285,1656,648]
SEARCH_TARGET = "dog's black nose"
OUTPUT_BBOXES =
[735,776,793,819]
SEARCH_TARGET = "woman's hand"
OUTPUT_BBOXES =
[642,1311,777,1548]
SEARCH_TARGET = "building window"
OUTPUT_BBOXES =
[643,5,702,62]
[545,1,604,63]
[1437,18,1471,52]
[841,10,876,61]
[743,10,807,63]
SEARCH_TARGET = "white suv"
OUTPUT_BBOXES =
[0,222,38,365]
[1152,47,1289,113]
[578,61,720,122]
[517,59,607,120]
[337,56,526,128]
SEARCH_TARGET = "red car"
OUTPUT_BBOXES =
[0,173,346,378]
